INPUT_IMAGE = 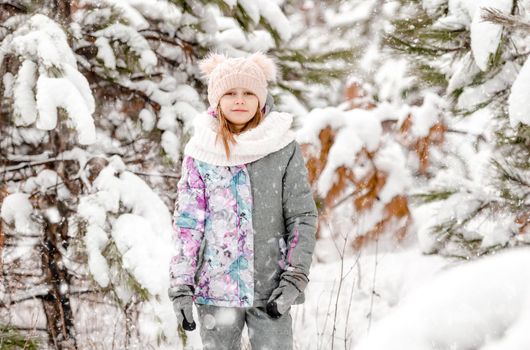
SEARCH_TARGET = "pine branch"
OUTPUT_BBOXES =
[481,7,530,32]
[410,190,456,204]
[492,159,530,188]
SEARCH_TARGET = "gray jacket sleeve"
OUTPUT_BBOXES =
[281,141,318,290]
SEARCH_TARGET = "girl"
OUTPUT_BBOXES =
[168,52,317,350]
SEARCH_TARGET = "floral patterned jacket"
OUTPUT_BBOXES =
[169,140,317,307]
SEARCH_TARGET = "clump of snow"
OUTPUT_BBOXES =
[13,60,38,126]
[35,69,96,145]
[23,169,71,200]
[256,0,292,42]
[3,14,97,144]
[112,214,169,295]
[84,225,111,287]
[82,157,174,296]
[456,61,518,112]
[95,37,116,69]
[408,92,446,138]
[355,247,530,350]
[0,193,39,234]
[508,56,530,127]
[93,23,158,72]
[139,108,156,131]
[374,142,411,203]
[161,131,181,163]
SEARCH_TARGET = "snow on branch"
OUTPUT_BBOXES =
[1,14,96,144]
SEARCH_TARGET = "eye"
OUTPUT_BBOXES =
[244,91,254,96]
[224,91,236,96]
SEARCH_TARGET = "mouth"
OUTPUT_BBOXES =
[232,109,248,112]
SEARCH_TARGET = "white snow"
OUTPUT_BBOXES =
[112,214,169,295]
[0,193,38,235]
[442,0,513,71]
[256,0,292,42]
[95,37,116,69]
[139,108,156,131]
[84,224,111,288]
[447,52,481,94]
[409,92,446,138]
[35,74,96,144]
[3,13,97,145]
[457,61,518,111]
[374,143,411,203]
[96,0,149,30]
[7,14,77,68]
[89,157,174,295]
[356,247,530,350]
[161,130,181,162]
[22,169,71,200]
[238,0,260,24]
[508,55,530,127]
[469,0,512,71]
[93,23,158,72]
[13,59,38,126]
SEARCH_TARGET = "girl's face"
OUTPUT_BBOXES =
[219,88,259,132]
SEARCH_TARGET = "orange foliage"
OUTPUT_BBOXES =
[303,126,335,185]
[300,119,413,249]
[516,212,530,234]
[325,166,355,209]
[400,115,447,175]
[352,151,386,213]
[344,81,375,110]
[353,195,411,249]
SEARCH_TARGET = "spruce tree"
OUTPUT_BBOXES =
[387,0,530,258]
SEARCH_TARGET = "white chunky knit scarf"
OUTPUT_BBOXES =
[184,111,296,166]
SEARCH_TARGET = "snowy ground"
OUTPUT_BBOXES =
[179,244,448,349]
[182,244,530,350]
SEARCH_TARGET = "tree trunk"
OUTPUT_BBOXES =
[40,217,78,350]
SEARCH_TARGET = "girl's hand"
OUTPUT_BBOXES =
[266,279,301,319]
[169,285,196,331]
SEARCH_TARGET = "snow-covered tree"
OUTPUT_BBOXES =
[276,1,446,254]
[386,0,530,258]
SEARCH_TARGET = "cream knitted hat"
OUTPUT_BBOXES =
[199,52,277,109]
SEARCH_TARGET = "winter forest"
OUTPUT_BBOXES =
[1,0,529,349]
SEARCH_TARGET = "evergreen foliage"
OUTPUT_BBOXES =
[388,0,530,258]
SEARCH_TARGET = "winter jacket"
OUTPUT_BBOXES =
[169,112,318,307]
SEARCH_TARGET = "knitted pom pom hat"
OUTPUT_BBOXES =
[199,52,277,109]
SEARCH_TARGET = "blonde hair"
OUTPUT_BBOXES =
[216,104,264,159]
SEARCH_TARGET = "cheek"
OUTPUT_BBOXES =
[247,98,259,111]
[219,99,231,114]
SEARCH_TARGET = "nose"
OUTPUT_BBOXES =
[234,95,245,104]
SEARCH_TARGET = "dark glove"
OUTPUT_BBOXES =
[266,272,308,319]
[168,285,196,331]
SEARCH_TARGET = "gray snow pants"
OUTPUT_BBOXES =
[196,304,293,350]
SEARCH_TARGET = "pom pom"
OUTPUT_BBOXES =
[249,52,277,82]
[199,53,226,76]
